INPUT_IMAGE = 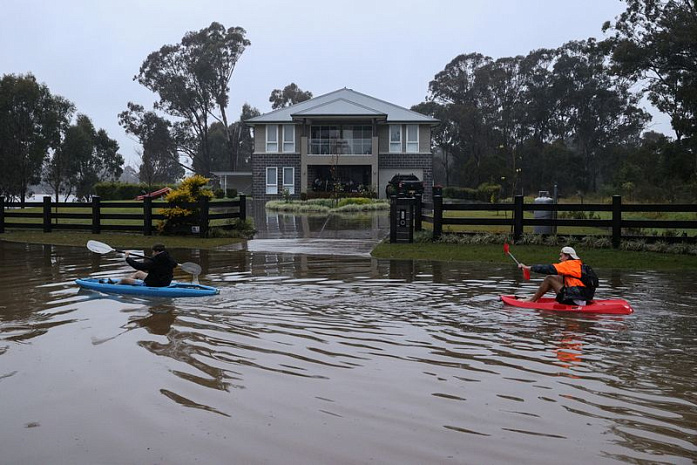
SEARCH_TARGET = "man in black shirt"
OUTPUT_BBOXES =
[120,243,178,287]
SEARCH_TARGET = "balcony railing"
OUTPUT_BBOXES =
[309,138,372,155]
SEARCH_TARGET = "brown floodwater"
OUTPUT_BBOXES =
[0,237,696,464]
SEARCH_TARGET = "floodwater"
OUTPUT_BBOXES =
[1,211,696,464]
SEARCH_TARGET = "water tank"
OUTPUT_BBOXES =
[534,191,554,234]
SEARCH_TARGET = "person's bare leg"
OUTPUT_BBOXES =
[120,270,147,285]
[528,275,564,302]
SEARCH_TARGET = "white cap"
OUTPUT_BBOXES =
[561,246,580,259]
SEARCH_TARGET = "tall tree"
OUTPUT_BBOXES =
[118,103,184,185]
[132,22,250,175]
[269,83,313,109]
[0,73,72,204]
[62,115,123,201]
[207,103,260,172]
[605,0,697,141]
[604,0,697,178]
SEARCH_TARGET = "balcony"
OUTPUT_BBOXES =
[309,138,373,155]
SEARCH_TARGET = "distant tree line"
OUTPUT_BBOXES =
[415,0,696,201]
[0,73,123,205]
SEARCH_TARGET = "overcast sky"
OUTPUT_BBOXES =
[1,0,669,167]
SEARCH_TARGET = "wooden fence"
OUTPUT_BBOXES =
[408,193,697,247]
[0,195,246,238]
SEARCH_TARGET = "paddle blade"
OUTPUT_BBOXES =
[180,262,202,275]
[503,243,510,254]
[87,240,114,255]
[523,268,531,280]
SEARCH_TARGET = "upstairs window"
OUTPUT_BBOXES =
[282,125,295,153]
[266,125,278,152]
[389,125,402,153]
[406,125,419,153]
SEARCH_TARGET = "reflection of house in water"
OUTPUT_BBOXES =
[249,200,389,240]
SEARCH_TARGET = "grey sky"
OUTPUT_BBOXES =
[1,0,668,167]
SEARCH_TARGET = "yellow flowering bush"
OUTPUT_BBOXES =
[157,175,214,234]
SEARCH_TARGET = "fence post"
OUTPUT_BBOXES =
[239,194,246,222]
[43,196,52,233]
[91,196,101,234]
[612,195,622,248]
[433,193,443,240]
[389,195,397,243]
[143,197,152,236]
[0,196,4,234]
[414,193,422,231]
[513,195,524,242]
[198,196,209,238]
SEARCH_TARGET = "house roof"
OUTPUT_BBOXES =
[245,88,438,125]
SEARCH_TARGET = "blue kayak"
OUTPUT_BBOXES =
[75,278,219,297]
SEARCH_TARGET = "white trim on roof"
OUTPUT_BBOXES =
[246,88,438,125]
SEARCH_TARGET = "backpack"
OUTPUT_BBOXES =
[580,264,599,290]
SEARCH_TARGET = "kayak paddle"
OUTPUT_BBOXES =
[86,240,202,277]
[503,243,530,280]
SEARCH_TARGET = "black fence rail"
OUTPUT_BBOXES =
[407,192,697,247]
[0,195,246,238]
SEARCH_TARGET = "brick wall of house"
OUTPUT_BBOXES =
[251,153,302,201]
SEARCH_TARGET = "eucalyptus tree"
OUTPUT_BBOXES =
[427,53,495,186]
[0,73,73,204]
[604,0,697,142]
[550,39,649,190]
[604,0,697,179]
[269,83,313,109]
[132,22,250,175]
[62,115,123,201]
[118,102,184,185]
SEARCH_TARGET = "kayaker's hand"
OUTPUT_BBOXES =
[125,251,130,258]
[519,263,529,270]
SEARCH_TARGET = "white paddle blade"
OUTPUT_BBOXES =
[87,240,115,255]
[180,262,202,275]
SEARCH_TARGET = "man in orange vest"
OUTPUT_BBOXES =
[518,247,593,305]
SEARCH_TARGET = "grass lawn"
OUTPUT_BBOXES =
[371,241,697,271]
[0,230,244,250]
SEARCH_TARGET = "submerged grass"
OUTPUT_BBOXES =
[0,230,244,250]
[371,240,697,270]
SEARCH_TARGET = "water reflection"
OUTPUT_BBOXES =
[0,240,696,464]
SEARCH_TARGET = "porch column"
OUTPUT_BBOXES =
[301,135,308,194]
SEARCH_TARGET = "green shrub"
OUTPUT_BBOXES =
[158,175,214,235]
[225,188,238,198]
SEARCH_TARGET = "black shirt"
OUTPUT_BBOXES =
[126,250,178,287]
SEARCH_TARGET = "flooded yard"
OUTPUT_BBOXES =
[0,219,695,464]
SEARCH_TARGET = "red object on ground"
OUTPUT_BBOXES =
[500,295,634,315]
[135,187,172,201]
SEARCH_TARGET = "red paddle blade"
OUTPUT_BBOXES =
[503,243,510,254]
[523,268,531,280]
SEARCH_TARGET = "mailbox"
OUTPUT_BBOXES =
[390,196,415,243]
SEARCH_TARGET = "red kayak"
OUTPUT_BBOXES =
[500,295,633,315]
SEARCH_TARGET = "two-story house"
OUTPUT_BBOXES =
[245,88,438,201]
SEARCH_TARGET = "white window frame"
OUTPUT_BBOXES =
[282,167,295,194]
[406,124,419,153]
[266,167,278,194]
[389,125,402,153]
[282,125,295,153]
[266,125,278,153]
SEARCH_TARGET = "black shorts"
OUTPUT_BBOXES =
[555,288,577,305]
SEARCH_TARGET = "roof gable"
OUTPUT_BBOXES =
[246,88,438,124]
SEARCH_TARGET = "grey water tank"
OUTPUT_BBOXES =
[534,191,554,234]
